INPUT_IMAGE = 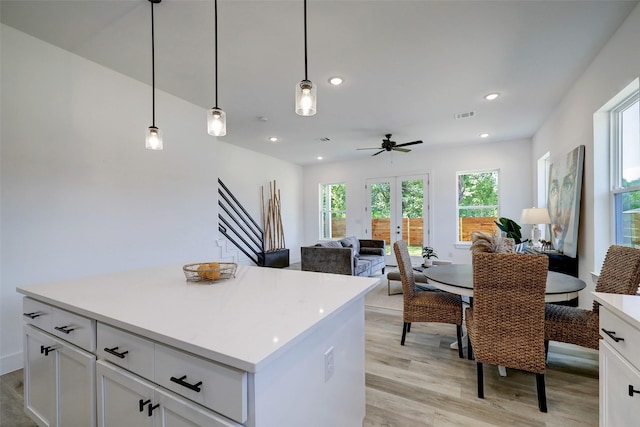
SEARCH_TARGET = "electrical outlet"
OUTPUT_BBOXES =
[324,346,334,382]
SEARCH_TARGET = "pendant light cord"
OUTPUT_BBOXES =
[151,1,156,126]
[303,0,308,81]
[214,0,219,108]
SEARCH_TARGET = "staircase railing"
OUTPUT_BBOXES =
[217,178,264,265]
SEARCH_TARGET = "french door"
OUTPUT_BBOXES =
[365,174,430,265]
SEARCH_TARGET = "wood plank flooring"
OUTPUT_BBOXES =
[0,304,599,427]
[363,305,599,427]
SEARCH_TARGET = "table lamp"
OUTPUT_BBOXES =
[520,207,552,247]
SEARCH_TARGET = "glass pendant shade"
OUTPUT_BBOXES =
[207,107,227,136]
[145,126,163,150]
[295,80,316,116]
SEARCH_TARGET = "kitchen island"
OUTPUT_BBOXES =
[18,264,380,427]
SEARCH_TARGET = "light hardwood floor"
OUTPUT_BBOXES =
[0,300,599,427]
[363,305,599,427]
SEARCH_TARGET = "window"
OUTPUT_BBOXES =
[457,170,499,242]
[612,90,640,247]
[320,183,346,239]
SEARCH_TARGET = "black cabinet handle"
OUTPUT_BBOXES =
[139,399,151,412]
[54,325,76,334]
[601,328,624,342]
[40,345,55,356]
[23,312,42,319]
[170,375,203,393]
[630,385,640,397]
[104,346,129,359]
[148,403,159,417]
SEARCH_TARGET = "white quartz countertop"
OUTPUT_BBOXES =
[17,264,380,372]
[593,292,640,328]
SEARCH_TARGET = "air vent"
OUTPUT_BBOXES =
[455,111,475,120]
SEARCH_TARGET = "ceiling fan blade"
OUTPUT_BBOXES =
[372,150,385,156]
[393,147,411,153]
[395,140,423,148]
[357,147,382,150]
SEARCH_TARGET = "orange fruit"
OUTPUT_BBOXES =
[197,264,211,279]
[208,262,221,280]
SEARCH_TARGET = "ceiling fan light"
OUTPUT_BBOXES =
[145,126,163,150]
[207,107,226,136]
[295,79,316,116]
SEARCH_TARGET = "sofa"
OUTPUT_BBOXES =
[300,236,386,277]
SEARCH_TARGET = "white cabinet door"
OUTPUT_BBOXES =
[97,361,154,427]
[58,341,96,427]
[600,340,640,427]
[24,325,56,427]
[155,387,241,427]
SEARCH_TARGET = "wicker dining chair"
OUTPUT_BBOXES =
[466,252,549,412]
[545,245,640,353]
[393,241,464,358]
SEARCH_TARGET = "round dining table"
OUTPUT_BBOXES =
[420,263,586,372]
[421,263,586,304]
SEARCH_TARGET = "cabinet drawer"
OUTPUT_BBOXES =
[154,344,247,424]
[97,323,154,381]
[23,297,53,331]
[600,340,640,427]
[51,305,96,352]
[601,306,640,371]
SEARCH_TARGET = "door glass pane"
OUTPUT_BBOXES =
[401,179,424,256]
[370,182,391,254]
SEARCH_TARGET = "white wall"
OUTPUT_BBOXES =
[532,3,640,308]
[303,139,532,265]
[0,25,303,374]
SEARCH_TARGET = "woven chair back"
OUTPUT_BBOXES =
[593,245,640,313]
[393,240,417,299]
[471,252,549,373]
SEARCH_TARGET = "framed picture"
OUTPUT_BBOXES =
[547,145,585,258]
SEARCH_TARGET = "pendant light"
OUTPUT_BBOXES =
[145,0,163,150]
[207,0,226,136]
[295,0,316,116]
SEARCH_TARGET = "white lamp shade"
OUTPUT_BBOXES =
[520,207,551,225]
[295,80,316,116]
[207,107,227,136]
[145,126,163,150]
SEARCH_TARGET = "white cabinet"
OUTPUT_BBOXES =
[600,341,640,427]
[596,294,640,427]
[24,324,96,427]
[97,361,240,427]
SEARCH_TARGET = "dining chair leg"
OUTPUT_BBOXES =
[456,325,463,358]
[407,322,411,333]
[476,362,484,398]
[544,339,549,361]
[536,373,547,413]
[467,334,474,360]
[401,322,409,345]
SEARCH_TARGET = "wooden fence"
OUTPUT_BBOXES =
[330,217,498,244]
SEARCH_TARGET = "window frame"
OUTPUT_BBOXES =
[455,169,500,244]
[611,89,640,247]
[319,182,347,240]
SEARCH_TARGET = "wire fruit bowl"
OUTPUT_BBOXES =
[183,262,237,283]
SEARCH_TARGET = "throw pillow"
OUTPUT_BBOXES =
[316,241,342,248]
[340,236,360,257]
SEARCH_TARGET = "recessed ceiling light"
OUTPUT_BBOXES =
[268,137,278,142]
[328,77,343,86]
[484,93,499,101]
[317,156,323,160]
[480,133,490,138]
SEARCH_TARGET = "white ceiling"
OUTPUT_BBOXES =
[2,0,638,165]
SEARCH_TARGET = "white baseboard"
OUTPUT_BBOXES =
[0,350,23,376]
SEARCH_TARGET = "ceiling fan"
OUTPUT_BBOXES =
[357,134,423,156]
